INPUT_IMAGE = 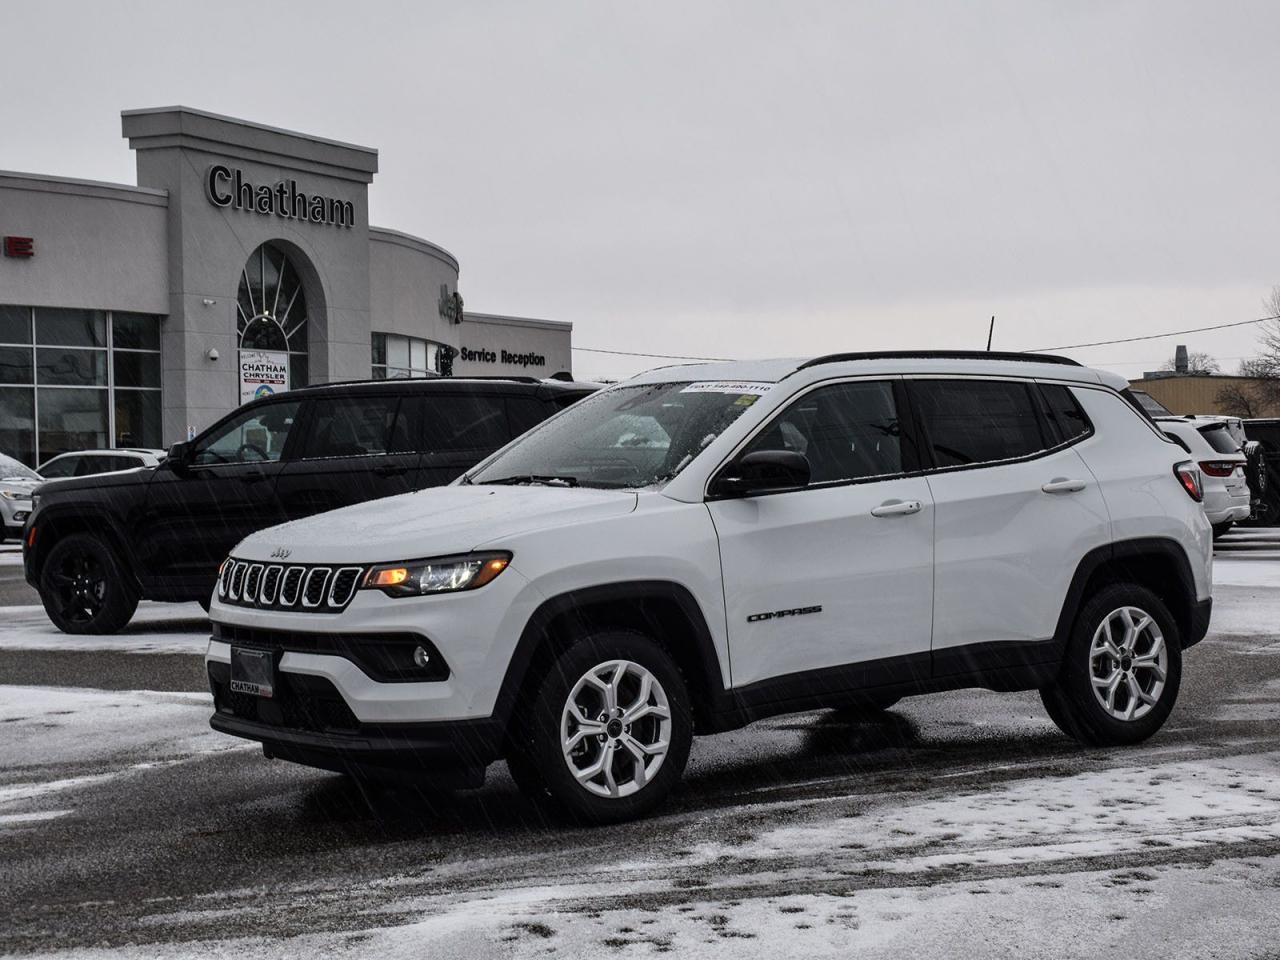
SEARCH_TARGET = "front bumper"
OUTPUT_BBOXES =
[207,658,504,783]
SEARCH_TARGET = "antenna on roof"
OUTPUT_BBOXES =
[986,316,995,351]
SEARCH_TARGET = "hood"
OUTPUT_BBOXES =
[235,484,639,564]
[0,478,40,494]
[35,466,154,497]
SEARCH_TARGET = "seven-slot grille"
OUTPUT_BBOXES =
[217,558,365,612]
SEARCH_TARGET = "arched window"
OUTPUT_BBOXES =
[236,243,308,388]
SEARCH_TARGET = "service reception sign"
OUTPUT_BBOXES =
[239,350,289,404]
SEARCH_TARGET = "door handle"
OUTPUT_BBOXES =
[1041,477,1086,494]
[240,469,265,483]
[870,499,923,518]
[373,463,408,477]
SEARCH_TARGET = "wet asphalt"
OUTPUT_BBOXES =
[2,540,1279,953]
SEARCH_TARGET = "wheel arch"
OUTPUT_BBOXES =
[1055,537,1204,654]
[29,507,140,591]
[494,581,732,742]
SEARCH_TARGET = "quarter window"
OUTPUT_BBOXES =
[193,401,301,465]
[911,379,1048,467]
[740,380,903,484]
[302,395,410,460]
[1038,384,1092,444]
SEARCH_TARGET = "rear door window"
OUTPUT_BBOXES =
[301,394,407,460]
[910,379,1049,468]
[40,456,79,478]
[423,394,510,454]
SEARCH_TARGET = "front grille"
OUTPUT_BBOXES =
[217,558,364,613]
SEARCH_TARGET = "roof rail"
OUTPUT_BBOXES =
[796,350,1081,370]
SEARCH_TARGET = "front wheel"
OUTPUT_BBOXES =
[1041,583,1182,746]
[509,630,692,824]
[38,533,139,634]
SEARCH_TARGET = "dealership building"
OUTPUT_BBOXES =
[0,106,573,467]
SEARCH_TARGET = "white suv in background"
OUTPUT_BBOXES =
[1157,417,1250,538]
[207,352,1213,823]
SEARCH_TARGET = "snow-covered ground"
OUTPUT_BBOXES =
[3,531,1280,957]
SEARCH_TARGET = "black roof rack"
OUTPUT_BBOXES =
[797,350,1081,370]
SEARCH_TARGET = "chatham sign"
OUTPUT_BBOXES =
[206,164,355,228]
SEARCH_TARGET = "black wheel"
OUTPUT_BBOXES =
[1212,522,1233,540]
[1040,583,1182,746]
[508,629,692,824]
[39,533,139,634]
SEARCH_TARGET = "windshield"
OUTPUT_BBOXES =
[0,453,40,481]
[469,381,771,489]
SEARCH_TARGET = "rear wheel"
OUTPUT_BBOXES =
[508,629,692,824]
[1041,583,1181,746]
[38,533,138,634]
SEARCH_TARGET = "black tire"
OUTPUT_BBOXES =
[38,533,139,634]
[1040,583,1182,747]
[1211,522,1233,541]
[508,629,692,824]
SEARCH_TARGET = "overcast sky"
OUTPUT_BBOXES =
[4,0,1278,380]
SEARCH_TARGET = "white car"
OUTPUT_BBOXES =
[37,448,166,480]
[1157,418,1250,537]
[0,453,41,543]
[207,351,1213,822]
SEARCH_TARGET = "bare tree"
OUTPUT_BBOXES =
[1216,286,1280,416]
[1216,382,1260,417]
[1159,350,1220,374]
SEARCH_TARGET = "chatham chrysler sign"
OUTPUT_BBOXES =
[206,165,355,228]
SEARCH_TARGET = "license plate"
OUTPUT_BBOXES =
[230,647,275,698]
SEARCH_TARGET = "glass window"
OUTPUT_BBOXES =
[192,400,301,465]
[112,351,161,388]
[506,396,553,437]
[39,455,80,478]
[0,346,33,385]
[424,395,510,453]
[37,388,109,460]
[35,308,106,347]
[302,395,406,459]
[1039,384,1092,444]
[911,379,1049,468]
[470,382,766,489]
[371,333,387,366]
[1,388,36,466]
[1199,423,1240,454]
[114,390,162,449]
[37,348,107,387]
[371,331,444,379]
[740,381,903,484]
[111,313,161,350]
[0,451,40,480]
[0,305,31,344]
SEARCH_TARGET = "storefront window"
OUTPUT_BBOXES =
[0,306,163,467]
[371,332,444,379]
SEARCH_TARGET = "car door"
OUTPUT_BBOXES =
[908,377,1111,669]
[707,378,935,689]
[418,389,513,486]
[274,390,423,520]
[139,399,302,582]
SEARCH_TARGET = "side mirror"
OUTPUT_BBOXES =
[166,440,193,472]
[712,449,811,498]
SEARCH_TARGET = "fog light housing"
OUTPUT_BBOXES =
[413,645,431,668]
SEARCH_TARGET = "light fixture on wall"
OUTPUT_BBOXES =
[202,298,216,306]
[206,348,220,362]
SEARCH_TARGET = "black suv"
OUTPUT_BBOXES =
[24,377,595,634]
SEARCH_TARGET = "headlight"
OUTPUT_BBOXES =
[362,552,511,597]
[0,490,30,501]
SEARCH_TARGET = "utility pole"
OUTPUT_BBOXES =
[986,316,995,351]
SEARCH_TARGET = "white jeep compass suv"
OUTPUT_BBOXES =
[207,351,1213,823]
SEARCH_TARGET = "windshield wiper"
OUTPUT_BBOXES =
[480,474,579,487]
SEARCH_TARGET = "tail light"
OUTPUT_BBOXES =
[1198,460,1239,478]
[1174,461,1203,502]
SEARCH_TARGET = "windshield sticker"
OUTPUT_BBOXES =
[680,381,772,396]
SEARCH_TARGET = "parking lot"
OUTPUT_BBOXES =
[3,532,1280,959]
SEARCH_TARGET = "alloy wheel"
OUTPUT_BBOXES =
[48,551,107,624]
[1089,605,1168,722]
[560,659,672,799]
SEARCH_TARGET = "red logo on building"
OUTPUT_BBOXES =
[3,236,34,258]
